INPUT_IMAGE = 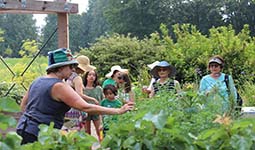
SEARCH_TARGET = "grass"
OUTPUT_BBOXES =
[0,56,47,97]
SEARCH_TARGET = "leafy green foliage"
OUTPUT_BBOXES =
[0,97,19,113]
[0,14,37,57]
[21,123,97,150]
[0,132,22,150]
[99,90,255,149]
[0,97,19,132]
[240,81,255,106]
[104,0,162,38]
[81,23,255,90]
[0,57,47,102]
[80,33,162,79]
[19,39,41,58]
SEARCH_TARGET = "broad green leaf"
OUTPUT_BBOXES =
[0,142,12,150]
[123,136,136,148]
[0,98,19,112]
[143,139,153,150]
[0,115,16,132]
[143,110,168,129]
[230,135,252,150]
[232,120,254,131]
[2,132,21,149]
[197,127,221,140]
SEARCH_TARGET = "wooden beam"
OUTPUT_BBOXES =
[58,13,69,48]
[0,0,78,14]
[56,0,69,48]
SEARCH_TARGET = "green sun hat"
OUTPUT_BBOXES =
[46,48,78,71]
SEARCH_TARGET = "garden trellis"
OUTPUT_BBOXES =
[0,0,78,101]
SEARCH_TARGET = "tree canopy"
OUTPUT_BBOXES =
[0,14,37,57]
[1,0,255,58]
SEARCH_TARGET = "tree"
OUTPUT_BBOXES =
[79,0,110,47]
[223,0,255,36]
[0,14,38,57]
[41,14,86,53]
[80,33,163,79]
[19,39,40,58]
[104,0,163,38]
[69,14,83,52]
[40,14,58,55]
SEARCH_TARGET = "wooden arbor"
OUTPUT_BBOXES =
[0,0,78,48]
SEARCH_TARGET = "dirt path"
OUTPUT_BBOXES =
[91,123,101,150]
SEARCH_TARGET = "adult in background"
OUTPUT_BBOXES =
[102,65,128,88]
[83,70,104,142]
[64,55,98,130]
[149,60,181,97]
[199,55,237,112]
[17,48,134,145]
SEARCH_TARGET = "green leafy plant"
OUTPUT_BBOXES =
[21,123,97,150]
[99,89,255,150]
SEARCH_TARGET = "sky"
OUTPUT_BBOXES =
[34,0,88,28]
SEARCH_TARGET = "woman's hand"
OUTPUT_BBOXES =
[119,102,135,114]
[142,86,151,94]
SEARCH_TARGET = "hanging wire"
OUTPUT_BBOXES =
[0,56,15,76]
[20,27,58,76]
[4,27,58,99]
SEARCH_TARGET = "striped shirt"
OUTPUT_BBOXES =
[153,79,176,94]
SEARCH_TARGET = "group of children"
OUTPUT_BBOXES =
[64,56,134,142]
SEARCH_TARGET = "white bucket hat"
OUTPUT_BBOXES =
[76,55,96,72]
[147,61,160,70]
[105,65,128,78]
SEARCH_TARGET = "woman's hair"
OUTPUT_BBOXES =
[118,73,132,93]
[83,70,100,87]
[103,84,118,96]
[46,66,64,74]
[111,70,119,78]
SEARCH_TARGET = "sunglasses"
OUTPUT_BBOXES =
[69,64,77,69]
[158,68,168,72]
[209,64,220,68]
[118,76,124,80]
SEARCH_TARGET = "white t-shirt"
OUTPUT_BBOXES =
[147,78,157,91]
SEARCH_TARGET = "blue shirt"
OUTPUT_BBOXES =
[199,73,237,111]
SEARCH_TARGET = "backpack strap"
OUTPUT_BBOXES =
[224,74,243,110]
[224,74,229,90]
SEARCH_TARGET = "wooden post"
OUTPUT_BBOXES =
[56,0,69,49]
[0,0,78,49]
[57,12,69,49]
